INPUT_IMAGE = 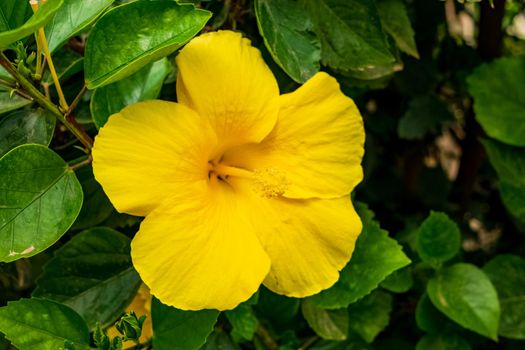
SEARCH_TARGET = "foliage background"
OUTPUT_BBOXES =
[1,0,525,349]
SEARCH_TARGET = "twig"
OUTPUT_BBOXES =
[65,85,87,118]
[69,154,93,171]
[255,325,278,350]
[299,336,319,350]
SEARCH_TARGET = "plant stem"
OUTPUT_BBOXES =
[256,324,278,350]
[0,51,93,151]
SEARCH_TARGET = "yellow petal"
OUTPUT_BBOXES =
[224,72,365,199]
[131,180,270,311]
[176,31,279,155]
[232,179,362,297]
[92,100,216,217]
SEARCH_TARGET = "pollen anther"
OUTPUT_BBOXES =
[253,168,290,198]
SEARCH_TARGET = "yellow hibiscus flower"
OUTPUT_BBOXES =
[92,30,365,311]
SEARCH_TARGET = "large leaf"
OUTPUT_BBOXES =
[43,48,84,85]
[347,290,393,343]
[0,298,90,350]
[91,58,171,128]
[302,300,349,341]
[152,298,218,350]
[0,109,55,157]
[468,56,525,147]
[427,263,500,340]
[483,254,525,339]
[416,211,461,265]
[201,331,240,350]
[255,0,320,83]
[0,90,32,115]
[377,0,418,58]
[45,0,114,53]
[0,0,32,33]
[0,144,82,262]
[0,0,64,49]
[416,333,471,350]
[308,204,410,309]
[84,1,211,89]
[33,227,140,329]
[483,139,525,222]
[302,0,394,71]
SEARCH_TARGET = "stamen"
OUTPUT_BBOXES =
[253,168,289,198]
[212,163,253,178]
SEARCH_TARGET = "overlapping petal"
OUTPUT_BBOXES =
[131,181,271,311]
[176,31,280,156]
[224,72,365,199]
[92,100,216,217]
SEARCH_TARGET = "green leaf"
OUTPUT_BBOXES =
[427,263,500,340]
[416,294,452,333]
[84,1,211,89]
[483,254,525,339]
[416,211,461,265]
[416,333,471,350]
[302,300,349,341]
[151,297,218,350]
[303,0,395,71]
[45,0,114,53]
[347,290,393,343]
[254,0,320,83]
[201,330,240,350]
[91,58,171,128]
[0,0,64,49]
[71,166,113,230]
[0,1,32,33]
[398,95,453,140]
[0,90,32,115]
[377,0,419,58]
[468,56,525,147]
[254,287,300,330]
[482,138,525,222]
[0,298,90,350]
[0,144,82,262]
[308,204,411,309]
[225,302,258,341]
[0,109,55,157]
[43,48,84,85]
[380,266,413,293]
[32,227,140,329]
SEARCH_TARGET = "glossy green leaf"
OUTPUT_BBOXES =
[377,0,418,58]
[484,254,525,339]
[84,1,211,89]
[416,333,471,350]
[380,267,413,293]
[302,0,395,71]
[45,0,114,53]
[308,204,411,309]
[468,56,525,146]
[398,95,453,140]
[0,90,32,115]
[0,109,55,157]
[0,144,82,262]
[427,263,500,340]
[91,58,171,128]
[347,290,392,343]
[302,300,349,341]
[0,0,64,49]
[416,211,461,265]
[255,0,320,83]
[0,298,90,350]
[33,227,139,329]
[0,1,32,33]
[152,297,218,350]
[483,139,525,222]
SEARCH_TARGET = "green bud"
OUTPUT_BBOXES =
[115,312,146,341]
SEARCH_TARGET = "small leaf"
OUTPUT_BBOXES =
[0,90,32,115]
[0,109,55,157]
[0,144,83,262]
[45,0,114,53]
[380,266,413,293]
[225,302,258,341]
[415,294,452,333]
[347,290,393,343]
[0,0,64,49]
[427,263,500,340]
[33,227,140,329]
[91,58,171,128]
[152,297,218,350]
[483,254,525,339]
[398,95,453,140]
[255,0,320,83]
[377,0,419,58]
[308,203,411,309]
[302,300,349,341]
[84,1,211,89]
[0,298,90,350]
[416,211,461,265]
[416,333,471,350]
[468,56,525,147]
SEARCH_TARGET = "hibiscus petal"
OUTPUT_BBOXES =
[176,31,279,155]
[224,72,365,199]
[92,100,216,217]
[232,179,362,298]
[131,180,270,311]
